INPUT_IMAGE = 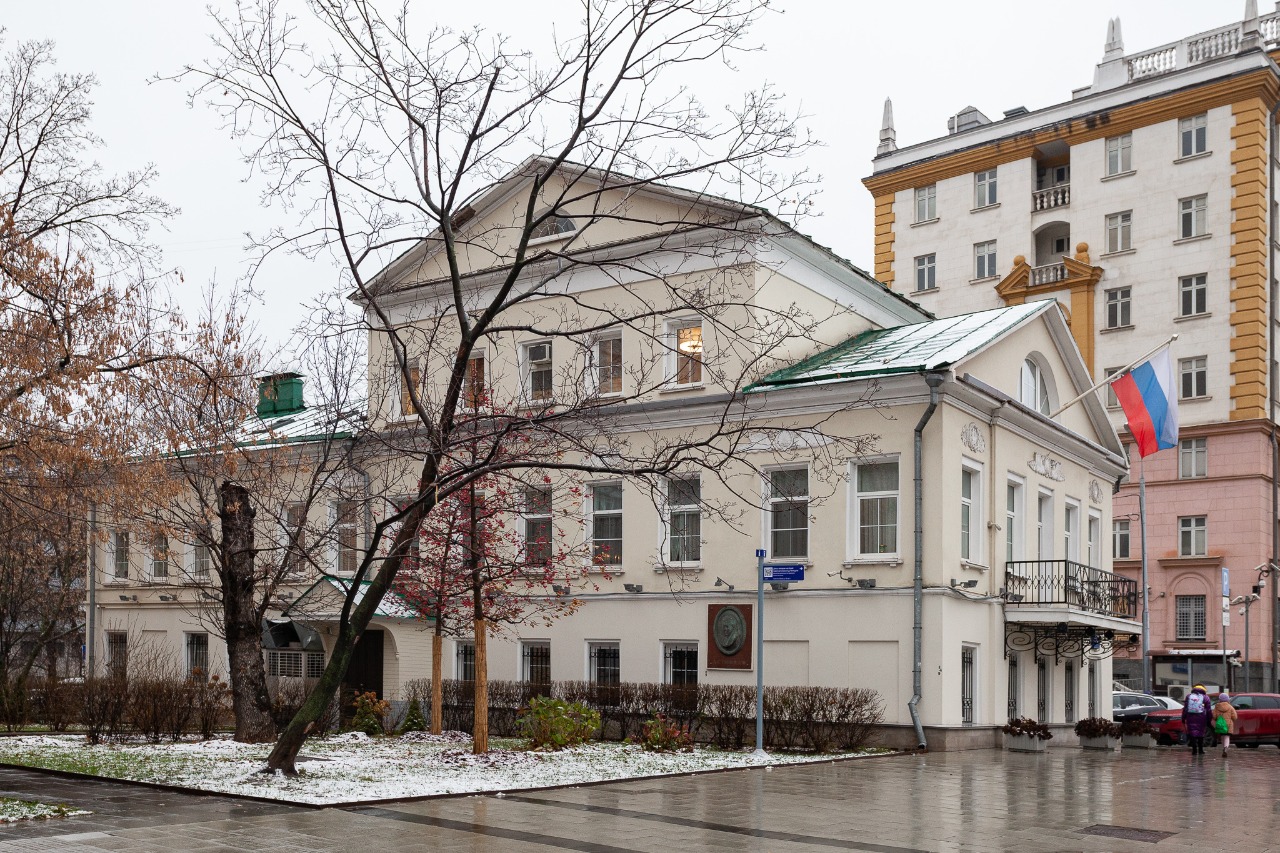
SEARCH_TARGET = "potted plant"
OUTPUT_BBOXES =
[1002,717,1053,752]
[1074,717,1121,750]
[1118,717,1156,749]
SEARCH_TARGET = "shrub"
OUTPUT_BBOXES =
[1074,717,1120,739]
[348,691,390,737]
[191,672,230,739]
[1003,717,1053,740]
[518,696,599,750]
[636,713,693,752]
[399,698,428,734]
[81,676,128,744]
[1118,717,1152,737]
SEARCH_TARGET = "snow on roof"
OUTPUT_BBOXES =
[747,301,1054,391]
[287,574,422,621]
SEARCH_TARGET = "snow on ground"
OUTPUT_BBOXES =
[0,733,877,805]
[0,797,91,823]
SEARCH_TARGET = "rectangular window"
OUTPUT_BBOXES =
[523,485,553,568]
[768,468,809,559]
[306,651,324,678]
[1179,195,1207,239]
[960,466,983,562]
[1008,657,1020,719]
[1106,211,1132,253]
[594,336,623,395]
[151,534,169,580]
[915,184,936,222]
[1064,502,1080,563]
[336,501,359,574]
[1005,479,1024,563]
[523,341,553,402]
[522,641,551,686]
[285,504,307,575]
[106,632,128,679]
[1179,274,1208,317]
[588,642,620,686]
[672,322,703,386]
[462,352,486,409]
[1105,287,1131,329]
[1179,113,1208,158]
[853,460,899,557]
[1064,660,1076,725]
[914,254,936,292]
[1113,519,1131,559]
[961,645,976,725]
[192,543,212,581]
[112,531,130,579]
[1179,356,1208,399]
[974,168,997,208]
[1087,513,1101,568]
[267,650,303,678]
[456,641,476,681]
[1179,437,1207,479]
[974,240,997,279]
[186,633,209,679]
[398,357,421,417]
[1104,367,1122,408]
[590,483,623,567]
[1106,133,1132,176]
[665,477,701,564]
[664,642,698,686]
[1178,515,1207,557]
[1175,595,1207,641]
[1036,492,1053,560]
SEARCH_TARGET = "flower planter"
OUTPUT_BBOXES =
[1121,733,1157,749]
[1003,733,1048,753]
[1080,735,1119,751]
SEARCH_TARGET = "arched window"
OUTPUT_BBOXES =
[1020,358,1052,416]
[529,214,576,240]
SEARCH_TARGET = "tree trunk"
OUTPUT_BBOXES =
[431,632,442,735]
[219,481,276,742]
[473,617,488,754]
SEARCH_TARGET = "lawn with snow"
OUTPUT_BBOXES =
[0,732,876,805]
[0,796,91,822]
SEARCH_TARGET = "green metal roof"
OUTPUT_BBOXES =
[746,302,1053,392]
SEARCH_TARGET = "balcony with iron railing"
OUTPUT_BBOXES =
[1004,560,1138,621]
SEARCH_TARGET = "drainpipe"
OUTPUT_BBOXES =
[1269,99,1279,692]
[910,371,945,750]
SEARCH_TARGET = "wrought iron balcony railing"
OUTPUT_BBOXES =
[1004,560,1137,620]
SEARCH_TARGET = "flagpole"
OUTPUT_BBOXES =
[1140,455,1151,695]
[1049,333,1179,419]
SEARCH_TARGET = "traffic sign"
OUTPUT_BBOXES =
[763,563,805,582]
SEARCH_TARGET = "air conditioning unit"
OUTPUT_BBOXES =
[527,343,551,363]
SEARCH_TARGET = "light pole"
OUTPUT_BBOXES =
[1233,586,1263,692]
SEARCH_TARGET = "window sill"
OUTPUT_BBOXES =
[1101,170,1136,182]
[969,275,1000,285]
[1180,395,1212,403]
[912,286,938,295]
[588,566,625,575]
[652,564,703,573]
[527,232,575,248]
[659,384,705,394]
[960,560,989,572]
[843,556,903,567]
[1173,233,1212,246]
[1174,312,1211,323]
[971,202,1001,214]
[1100,324,1134,334]
[1099,248,1136,259]
[910,217,939,228]
[1173,150,1212,165]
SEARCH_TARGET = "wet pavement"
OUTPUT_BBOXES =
[0,745,1274,851]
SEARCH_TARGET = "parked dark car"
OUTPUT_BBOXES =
[1112,691,1169,723]
[1147,693,1280,746]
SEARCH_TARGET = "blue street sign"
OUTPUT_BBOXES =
[755,549,767,558]
[763,563,805,582]
[1222,567,1230,598]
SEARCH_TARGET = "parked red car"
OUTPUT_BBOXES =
[1147,693,1280,747]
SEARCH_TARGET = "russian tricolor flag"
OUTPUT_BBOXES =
[1110,347,1179,458]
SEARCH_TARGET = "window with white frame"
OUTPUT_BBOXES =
[397,357,421,418]
[590,483,623,568]
[529,214,575,240]
[522,640,551,686]
[335,501,359,574]
[1179,195,1207,239]
[1087,513,1101,568]
[914,254,936,291]
[1019,358,1051,416]
[1113,519,1131,559]
[456,640,475,681]
[974,240,997,279]
[1104,367,1122,408]
[1105,132,1132,176]
[1179,273,1208,317]
[588,641,620,685]
[667,319,704,386]
[1179,113,1208,158]
[1063,502,1080,563]
[592,335,623,396]
[852,459,898,557]
[1175,594,1207,640]
[1178,515,1207,557]
[186,632,209,678]
[192,543,211,581]
[1179,437,1207,479]
[523,485,553,568]
[112,531,130,579]
[1179,356,1207,399]
[461,352,486,409]
[1037,492,1053,560]
[150,534,169,580]
[266,649,324,679]
[664,476,701,564]
[1105,211,1132,253]
[768,467,809,559]
[974,168,997,208]
[1006,478,1025,563]
[284,504,308,575]
[1105,287,1131,329]
[915,185,936,222]
[663,642,698,686]
[523,341,553,402]
[960,464,982,562]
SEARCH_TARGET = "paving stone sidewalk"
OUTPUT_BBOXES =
[0,746,1272,851]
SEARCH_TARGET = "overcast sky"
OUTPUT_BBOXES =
[2,1,1239,360]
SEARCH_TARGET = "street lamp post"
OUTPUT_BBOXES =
[1233,586,1264,692]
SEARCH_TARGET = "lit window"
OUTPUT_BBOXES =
[1179,114,1208,158]
[1105,287,1131,329]
[1113,519,1131,559]
[590,483,623,567]
[665,477,701,564]
[1179,437,1207,479]
[1178,515,1207,557]
[915,254,936,291]
[1179,274,1207,317]
[974,240,997,279]
[1179,356,1208,399]
[768,468,809,559]
[1106,133,1132,176]
[1179,195,1207,239]
[915,185,937,222]
[1175,595,1207,640]
[974,168,998,208]
[523,341,553,402]
[671,322,703,386]
[852,460,898,557]
[1105,211,1132,253]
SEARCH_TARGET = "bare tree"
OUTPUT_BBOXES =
[182,0,891,773]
